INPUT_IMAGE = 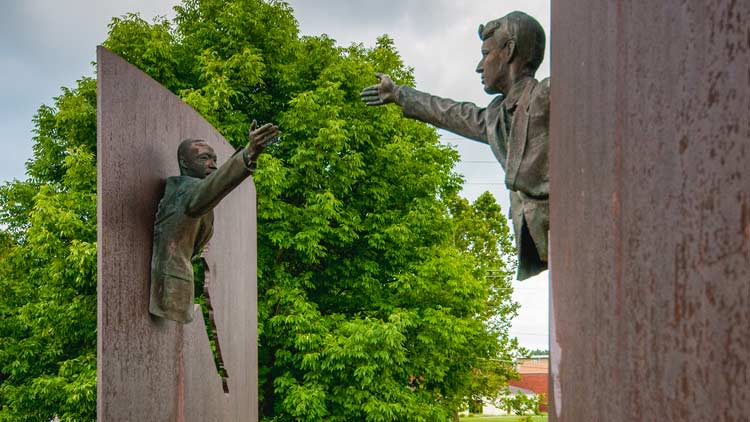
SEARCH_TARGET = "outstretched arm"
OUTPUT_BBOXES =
[360,73,494,145]
[187,123,280,217]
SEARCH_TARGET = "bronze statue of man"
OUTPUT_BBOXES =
[360,11,549,280]
[149,123,279,323]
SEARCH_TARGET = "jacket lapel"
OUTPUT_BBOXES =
[485,97,509,170]
[504,79,537,192]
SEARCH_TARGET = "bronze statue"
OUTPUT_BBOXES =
[149,123,279,323]
[360,11,549,280]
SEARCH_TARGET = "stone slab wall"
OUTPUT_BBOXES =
[549,1,750,420]
[97,46,257,422]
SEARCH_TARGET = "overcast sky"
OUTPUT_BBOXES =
[0,0,549,350]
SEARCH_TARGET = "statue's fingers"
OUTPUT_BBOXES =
[365,99,384,106]
[259,128,280,143]
[263,132,280,144]
[361,86,379,94]
[252,124,276,139]
[361,95,381,104]
[254,123,275,133]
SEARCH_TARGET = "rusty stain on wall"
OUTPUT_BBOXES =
[549,0,750,420]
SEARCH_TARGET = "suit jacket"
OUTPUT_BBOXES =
[396,77,550,280]
[149,150,252,323]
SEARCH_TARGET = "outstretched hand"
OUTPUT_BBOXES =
[245,121,280,163]
[360,73,398,106]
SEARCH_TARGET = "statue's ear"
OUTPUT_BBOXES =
[179,157,188,171]
[505,39,516,63]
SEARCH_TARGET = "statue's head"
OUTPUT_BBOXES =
[476,11,546,95]
[178,138,217,179]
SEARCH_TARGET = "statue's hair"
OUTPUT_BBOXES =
[177,138,209,169]
[478,11,546,76]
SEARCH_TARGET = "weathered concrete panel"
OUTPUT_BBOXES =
[550,1,750,421]
[97,46,257,421]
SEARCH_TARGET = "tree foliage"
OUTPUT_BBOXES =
[0,1,520,420]
[0,78,97,421]
[499,390,545,417]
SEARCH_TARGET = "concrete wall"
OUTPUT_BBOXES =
[97,47,257,421]
[549,1,750,421]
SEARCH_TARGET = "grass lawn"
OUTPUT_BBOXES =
[459,415,548,422]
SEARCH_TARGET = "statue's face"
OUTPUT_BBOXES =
[180,142,217,179]
[476,31,512,95]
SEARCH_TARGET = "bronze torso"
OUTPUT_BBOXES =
[396,77,550,280]
[150,151,252,322]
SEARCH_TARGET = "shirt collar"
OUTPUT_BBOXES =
[502,77,534,111]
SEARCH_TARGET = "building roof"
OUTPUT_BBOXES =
[516,357,549,374]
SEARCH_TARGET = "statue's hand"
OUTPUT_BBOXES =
[360,73,399,106]
[245,121,280,164]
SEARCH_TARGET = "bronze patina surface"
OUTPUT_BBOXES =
[549,1,750,420]
[97,46,268,421]
[361,11,549,280]
[149,123,277,324]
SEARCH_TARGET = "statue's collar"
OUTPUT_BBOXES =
[502,76,535,111]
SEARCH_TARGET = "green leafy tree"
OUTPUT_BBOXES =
[499,390,545,416]
[0,78,97,421]
[0,1,521,420]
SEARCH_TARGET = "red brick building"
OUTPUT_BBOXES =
[509,356,549,412]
